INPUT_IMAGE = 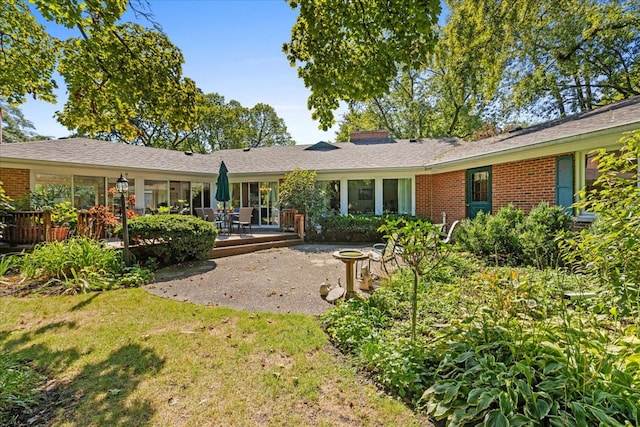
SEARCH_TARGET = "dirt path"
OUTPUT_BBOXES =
[144,243,371,316]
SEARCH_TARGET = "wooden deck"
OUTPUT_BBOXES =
[210,230,303,258]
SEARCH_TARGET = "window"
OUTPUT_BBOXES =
[170,181,190,212]
[34,174,71,206]
[74,176,105,210]
[383,178,411,214]
[317,180,341,213]
[472,171,490,202]
[348,179,375,214]
[144,180,168,214]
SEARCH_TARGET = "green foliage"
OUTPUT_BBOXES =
[284,0,441,129]
[380,218,450,341]
[420,311,640,426]
[0,352,45,426]
[323,258,640,423]
[15,237,151,293]
[125,214,217,266]
[2,0,198,140]
[457,203,573,267]
[562,130,640,319]
[0,181,15,235]
[520,202,573,268]
[456,206,524,264]
[48,201,77,228]
[443,0,640,121]
[317,214,388,242]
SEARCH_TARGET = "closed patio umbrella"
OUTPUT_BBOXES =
[215,161,230,210]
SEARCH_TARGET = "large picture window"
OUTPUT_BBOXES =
[74,176,106,210]
[144,180,168,214]
[348,179,375,214]
[34,174,71,206]
[383,178,411,214]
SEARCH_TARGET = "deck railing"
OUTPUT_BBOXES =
[2,211,52,244]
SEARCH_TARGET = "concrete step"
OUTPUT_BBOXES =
[209,237,304,258]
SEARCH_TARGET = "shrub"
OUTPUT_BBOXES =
[317,214,426,242]
[457,203,573,267]
[456,205,524,264]
[520,202,573,268]
[124,214,217,266]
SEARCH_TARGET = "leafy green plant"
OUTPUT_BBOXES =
[520,202,573,268]
[0,254,18,277]
[379,218,450,341]
[16,237,152,293]
[48,201,78,228]
[124,214,217,266]
[562,130,640,320]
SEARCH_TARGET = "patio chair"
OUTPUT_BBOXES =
[232,207,253,235]
[362,233,403,279]
[194,207,207,220]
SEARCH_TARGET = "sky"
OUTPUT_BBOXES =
[20,0,347,145]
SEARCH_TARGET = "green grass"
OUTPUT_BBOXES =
[0,289,429,426]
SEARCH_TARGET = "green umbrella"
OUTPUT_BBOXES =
[215,161,230,210]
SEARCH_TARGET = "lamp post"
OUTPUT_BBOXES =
[116,174,130,267]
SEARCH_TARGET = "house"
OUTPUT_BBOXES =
[1,96,639,228]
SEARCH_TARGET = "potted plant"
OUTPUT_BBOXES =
[47,201,77,241]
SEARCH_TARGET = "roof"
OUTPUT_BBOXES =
[430,96,640,166]
[1,96,639,176]
[0,138,214,175]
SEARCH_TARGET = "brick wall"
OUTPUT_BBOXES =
[492,156,556,214]
[415,170,466,222]
[0,168,30,201]
[416,155,562,221]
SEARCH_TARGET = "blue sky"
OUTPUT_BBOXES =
[20,0,346,145]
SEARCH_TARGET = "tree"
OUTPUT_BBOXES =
[1,0,197,140]
[284,0,441,130]
[245,103,294,148]
[443,0,640,120]
[0,99,49,142]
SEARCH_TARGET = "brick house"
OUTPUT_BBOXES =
[1,96,639,227]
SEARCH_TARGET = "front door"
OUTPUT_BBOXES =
[466,166,492,219]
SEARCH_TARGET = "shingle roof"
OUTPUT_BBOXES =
[2,97,639,176]
[430,96,640,166]
[0,138,214,175]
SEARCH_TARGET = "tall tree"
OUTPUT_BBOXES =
[444,0,640,120]
[245,103,294,148]
[0,0,197,140]
[284,0,441,130]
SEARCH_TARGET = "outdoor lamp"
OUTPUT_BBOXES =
[116,173,129,193]
[116,174,131,266]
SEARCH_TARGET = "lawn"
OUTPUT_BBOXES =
[0,288,431,426]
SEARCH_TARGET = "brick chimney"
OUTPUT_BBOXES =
[349,129,390,142]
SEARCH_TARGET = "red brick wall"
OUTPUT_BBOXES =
[416,155,563,221]
[492,156,556,214]
[415,170,466,222]
[0,168,30,201]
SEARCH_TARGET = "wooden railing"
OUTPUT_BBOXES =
[294,213,305,238]
[2,211,52,244]
[76,211,106,239]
